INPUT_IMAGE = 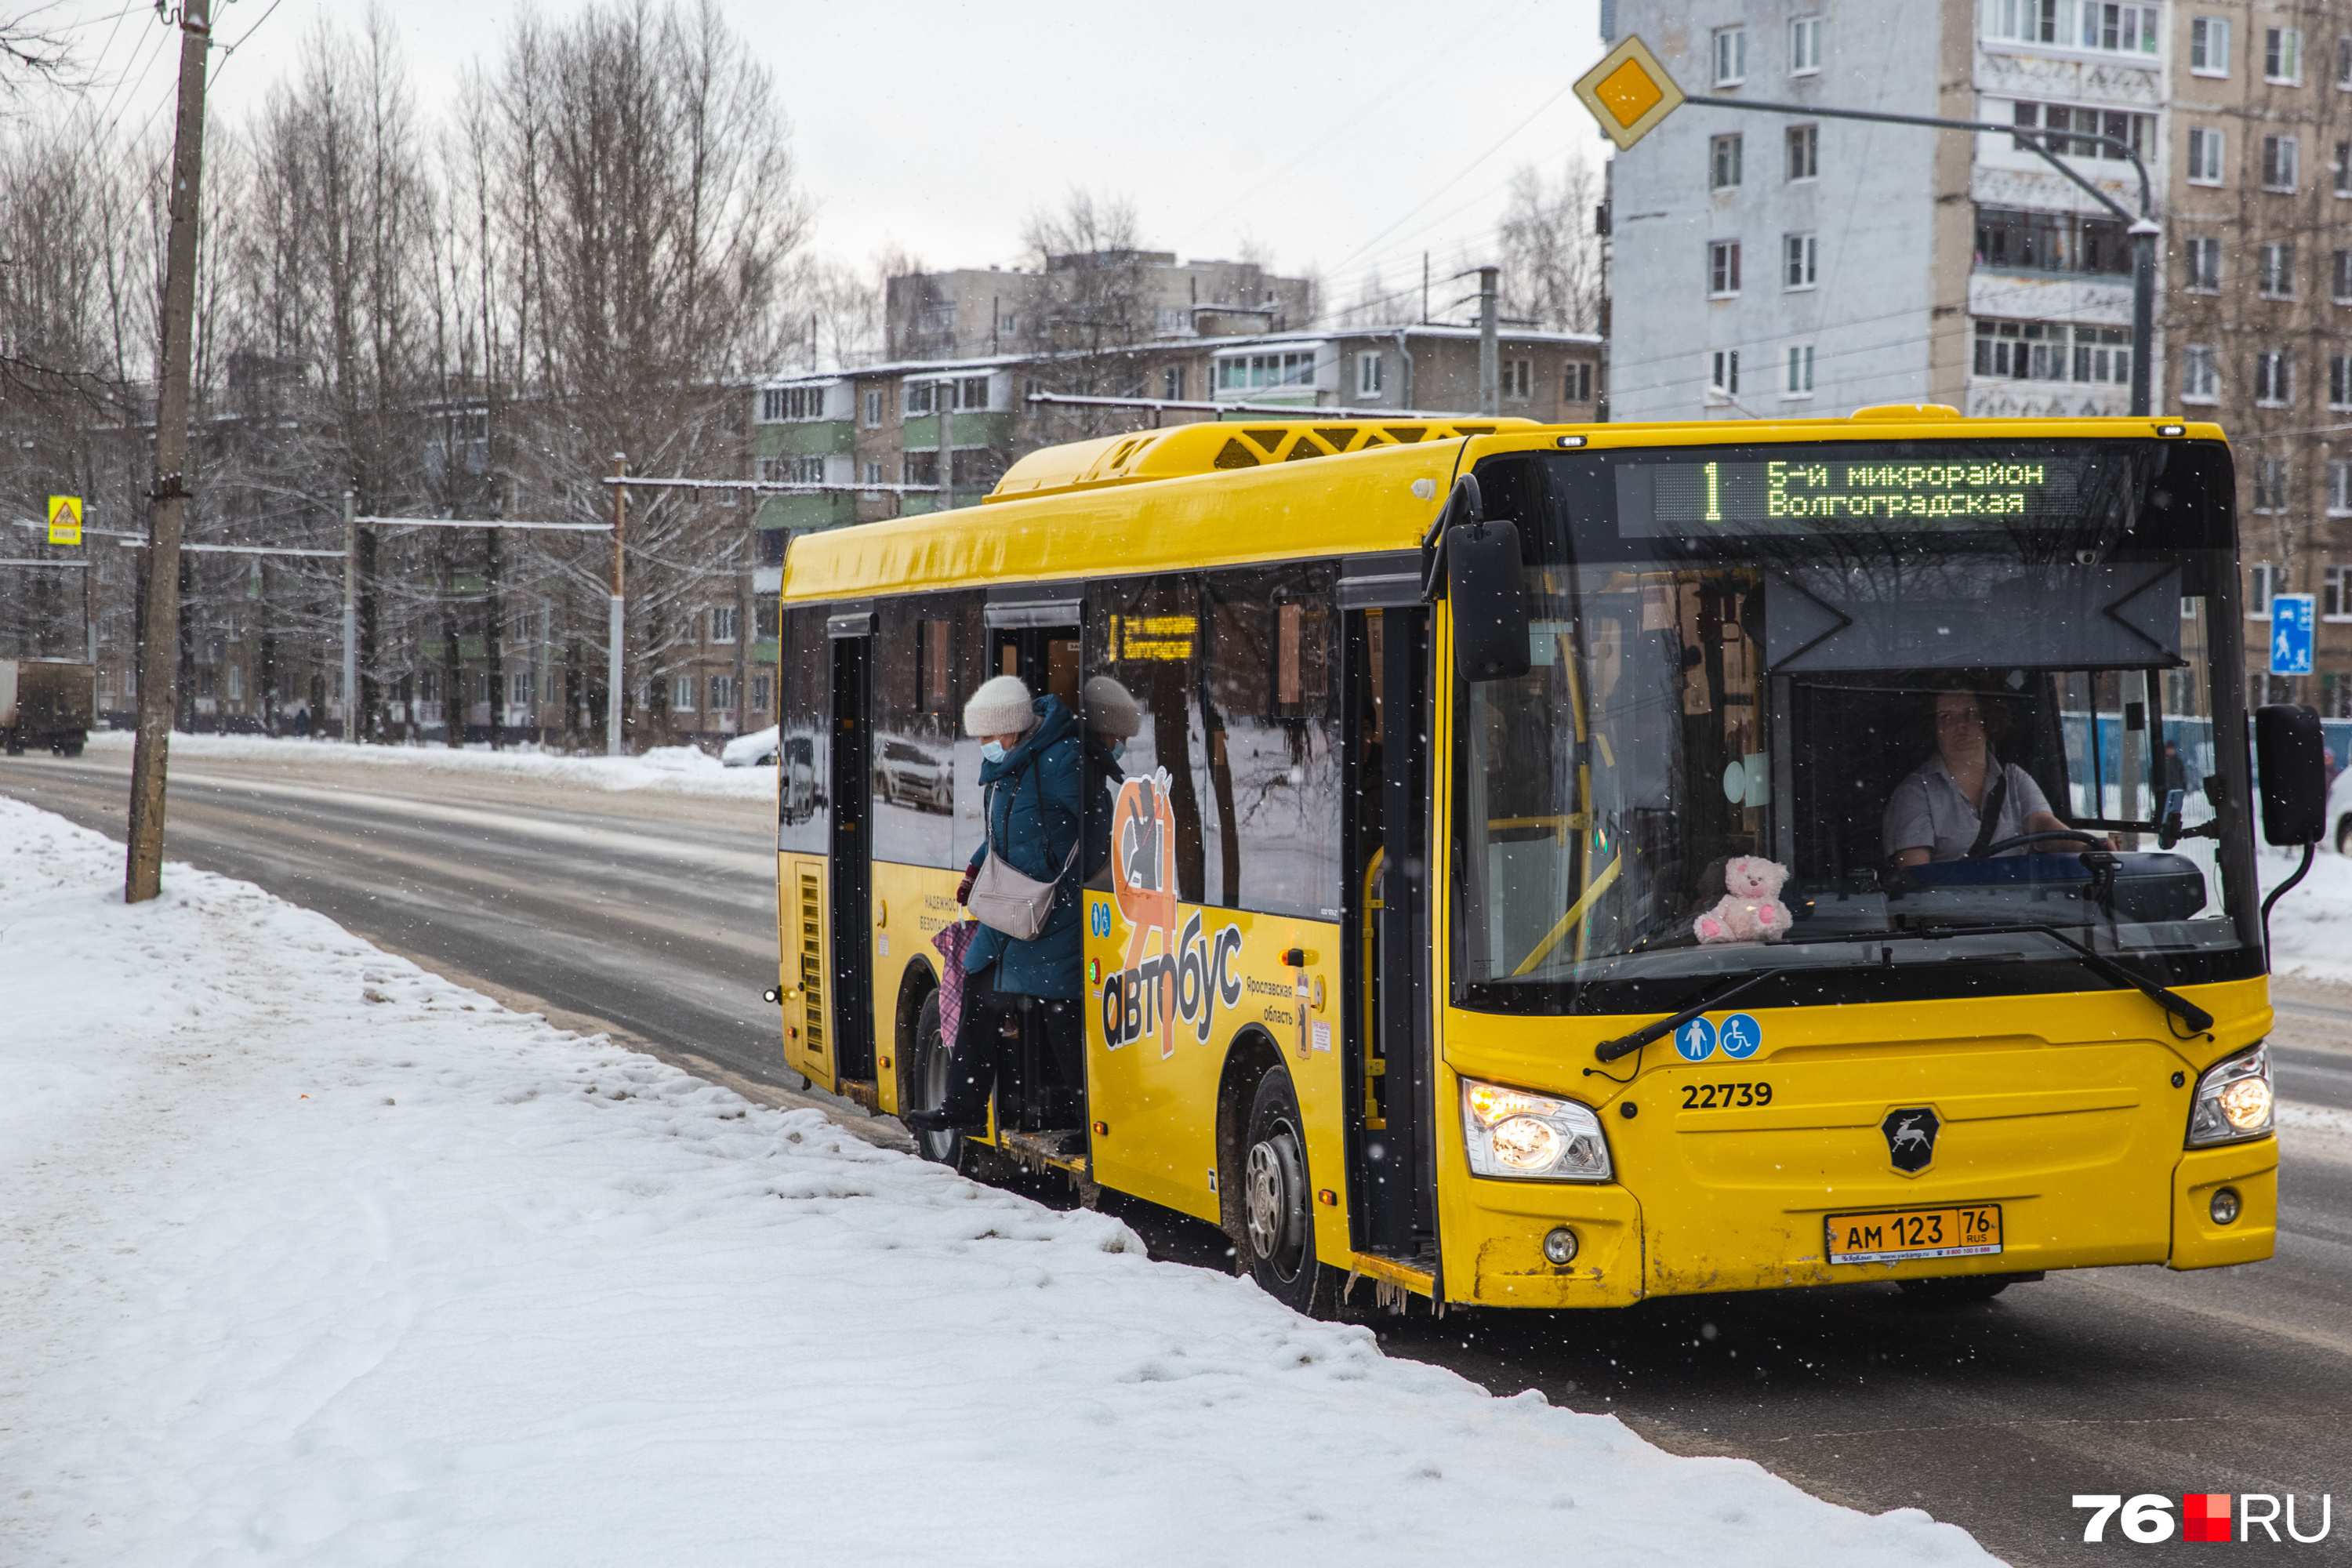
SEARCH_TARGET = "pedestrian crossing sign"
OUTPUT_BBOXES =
[1574,34,1686,151]
[2270,593,2314,676]
[47,495,82,547]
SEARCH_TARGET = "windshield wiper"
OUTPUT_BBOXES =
[1589,920,2212,1064]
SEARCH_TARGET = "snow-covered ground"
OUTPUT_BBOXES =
[2261,845,2352,988]
[0,798,1998,1566]
[81,728,779,802]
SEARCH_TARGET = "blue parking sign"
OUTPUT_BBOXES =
[2271,593,2315,676]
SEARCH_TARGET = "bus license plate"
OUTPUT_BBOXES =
[1826,1204,2003,1265]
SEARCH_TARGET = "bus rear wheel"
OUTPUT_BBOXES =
[1243,1068,1334,1316]
[908,990,964,1170]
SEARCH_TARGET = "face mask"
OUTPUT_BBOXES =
[1109,740,1127,760]
[981,741,1007,764]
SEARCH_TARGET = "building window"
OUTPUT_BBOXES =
[1712,25,1746,85]
[1984,0,2060,45]
[510,671,532,706]
[2259,241,2297,298]
[2336,141,2352,194]
[1710,350,1740,396]
[1358,351,1383,397]
[1163,364,1186,400]
[1786,123,1818,180]
[710,605,739,644]
[2069,325,2130,384]
[862,461,885,485]
[863,389,883,427]
[1214,350,1317,391]
[2332,355,2352,411]
[752,673,772,710]
[666,674,694,713]
[2339,34,2352,89]
[1789,14,1821,74]
[1786,343,1815,395]
[760,386,826,423]
[2326,562,2352,615]
[2182,344,2220,403]
[1565,361,1594,403]
[1784,232,1818,289]
[1708,240,1742,297]
[710,674,737,712]
[2249,561,2278,615]
[2012,101,2151,162]
[2190,15,2231,75]
[2266,26,2302,85]
[2263,136,2300,191]
[2336,251,2352,303]
[2254,460,2291,513]
[2256,350,2293,406]
[1973,318,2128,385]
[904,380,934,416]
[2187,236,2222,292]
[2187,127,2225,185]
[1973,206,2132,275]
[1503,358,1533,400]
[959,376,989,411]
[1710,132,1744,189]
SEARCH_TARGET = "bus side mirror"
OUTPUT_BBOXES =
[2254,703,2328,845]
[1421,476,1530,682]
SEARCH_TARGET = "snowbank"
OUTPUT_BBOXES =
[0,800,1995,1567]
[80,727,779,801]
[2261,847,2352,987]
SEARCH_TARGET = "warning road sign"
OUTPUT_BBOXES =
[47,495,82,546]
[1573,34,1686,151]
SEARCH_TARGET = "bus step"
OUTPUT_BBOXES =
[997,1126,1089,1176]
[838,1078,880,1114]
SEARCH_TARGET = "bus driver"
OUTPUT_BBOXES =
[1883,688,2098,866]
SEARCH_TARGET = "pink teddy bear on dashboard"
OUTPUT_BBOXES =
[1693,856,1792,946]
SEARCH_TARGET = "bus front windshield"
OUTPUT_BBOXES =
[1456,438,2263,1017]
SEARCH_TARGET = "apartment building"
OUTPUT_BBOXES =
[885,252,1316,361]
[1606,0,2350,725]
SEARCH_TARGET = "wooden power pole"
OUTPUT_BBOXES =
[125,0,212,905]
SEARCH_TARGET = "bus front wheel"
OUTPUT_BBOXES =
[1243,1068,1332,1315]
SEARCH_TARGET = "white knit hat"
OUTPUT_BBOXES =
[1082,676,1142,739]
[964,673,1036,737]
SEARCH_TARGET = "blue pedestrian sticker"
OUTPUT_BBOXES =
[2270,593,2315,677]
[1718,1011,1762,1059]
[1674,1016,1717,1062]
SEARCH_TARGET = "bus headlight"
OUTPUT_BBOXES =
[1462,1080,1612,1181]
[2187,1043,2274,1146]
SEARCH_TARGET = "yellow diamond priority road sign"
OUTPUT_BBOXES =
[46,495,82,547]
[1574,34,1685,151]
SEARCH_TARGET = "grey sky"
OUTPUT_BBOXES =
[41,0,1606,306]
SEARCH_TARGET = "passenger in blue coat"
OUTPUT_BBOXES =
[904,675,1085,1134]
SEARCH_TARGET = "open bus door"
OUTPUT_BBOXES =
[827,611,878,1104]
[1345,600,1438,1268]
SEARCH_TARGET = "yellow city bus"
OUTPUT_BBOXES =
[771,408,2307,1316]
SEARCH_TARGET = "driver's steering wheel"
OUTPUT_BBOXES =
[1973,829,2108,858]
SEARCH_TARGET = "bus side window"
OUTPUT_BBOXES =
[777,604,830,852]
[871,593,978,869]
[1088,572,1208,904]
[1202,565,1341,920]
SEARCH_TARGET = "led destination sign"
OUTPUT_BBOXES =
[1617,453,2097,536]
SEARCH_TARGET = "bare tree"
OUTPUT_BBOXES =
[0,4,72,95]
[1497,152,1604,333]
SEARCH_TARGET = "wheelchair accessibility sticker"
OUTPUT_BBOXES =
[1674,1017,1717,1061]
[1718,1012,1762,1058]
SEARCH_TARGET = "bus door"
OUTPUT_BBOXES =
[827,608,877,1099]
[981,588,1086,1127]
[1342,590,1438,1261]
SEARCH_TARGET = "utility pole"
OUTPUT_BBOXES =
[1476,266,1500,416]
[608,454,626,757]
[125,0,211,905]
[342,490,358,745]
[938,382,954,514]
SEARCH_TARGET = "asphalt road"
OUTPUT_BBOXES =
[5,745,2347,1567]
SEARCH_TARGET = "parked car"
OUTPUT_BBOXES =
[874,737,949,811]
[0,659,93,756]
[723,724,779,768]
[2332,756,2352,856]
